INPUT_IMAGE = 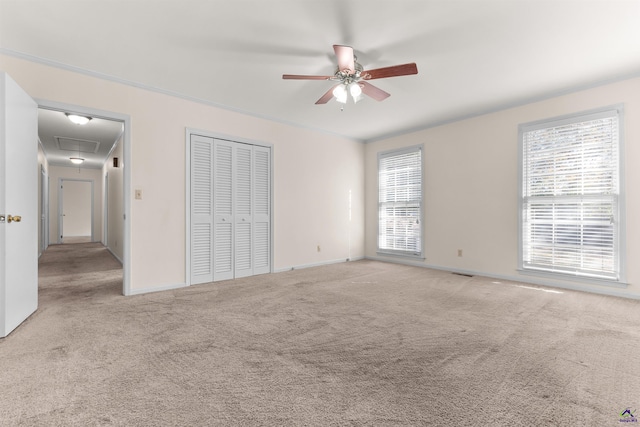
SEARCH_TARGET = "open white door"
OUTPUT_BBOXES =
[0,72,38,338]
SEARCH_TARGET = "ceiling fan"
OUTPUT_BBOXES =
[283,45,418,105]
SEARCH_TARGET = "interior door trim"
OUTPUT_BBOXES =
[37,98,132,296]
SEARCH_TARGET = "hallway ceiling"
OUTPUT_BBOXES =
[2,0,640,142]
[38,109,123,169]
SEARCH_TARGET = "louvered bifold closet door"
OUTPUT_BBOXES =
[234,143,253,278]
[213,139,235,281]
[253,146,270,275]
[190,135,214,284]
[190,136,271,284]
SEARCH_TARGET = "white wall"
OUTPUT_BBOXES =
[272,129,364,269]
[0,53,365,292]
[365,76,640,298]
[6,52,639,299]
[47,165,102,244]
[4,53,638,299]
[103,134,124,262]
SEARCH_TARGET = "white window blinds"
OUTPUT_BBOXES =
[521,108,621,280]
[378,146,422,256]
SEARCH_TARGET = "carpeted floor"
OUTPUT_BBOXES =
[1,243,639,426]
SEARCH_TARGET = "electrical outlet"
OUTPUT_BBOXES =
[458,249,463,257]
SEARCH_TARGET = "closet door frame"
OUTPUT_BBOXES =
[185,128,273,286]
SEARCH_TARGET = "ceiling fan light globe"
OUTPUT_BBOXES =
[66,114,92,125]
[332,84,347,101]
[70,157,85,164]
[349,82,362,97]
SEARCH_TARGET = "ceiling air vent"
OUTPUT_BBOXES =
[55,137,100,153]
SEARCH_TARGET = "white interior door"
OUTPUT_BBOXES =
[190,135,214,284]
[213,140,234,281]
[103,173,108,246]
[234,143,253,278]
[0,72,38,338]
[252,146,270,275]
[60,179,93,242]
[40,166,49,254]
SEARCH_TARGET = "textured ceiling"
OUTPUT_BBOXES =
[2,0,640,142]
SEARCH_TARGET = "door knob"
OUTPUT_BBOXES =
[7,215,21,223]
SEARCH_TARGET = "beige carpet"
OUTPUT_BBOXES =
[1,243,639,426]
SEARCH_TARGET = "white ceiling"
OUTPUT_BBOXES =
[2,0,640,142]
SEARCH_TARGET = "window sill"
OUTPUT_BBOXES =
[517,268,628,289]
[376,251,425,261]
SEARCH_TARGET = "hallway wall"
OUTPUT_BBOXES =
[37,142,49,256]
[103,134,124,262]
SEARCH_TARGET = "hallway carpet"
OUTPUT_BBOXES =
[1,243,640,426]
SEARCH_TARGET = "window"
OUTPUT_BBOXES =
[519,106,623,281]
[378,145,423,257]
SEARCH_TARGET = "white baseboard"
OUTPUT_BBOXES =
[126,258,364,297]
[274,256,365,273]
[127,282,188,296]
[365,255,640,300]
[106,246,123,265]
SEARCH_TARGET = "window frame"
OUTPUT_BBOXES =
[377,144,424,259]
[517,104,626,286]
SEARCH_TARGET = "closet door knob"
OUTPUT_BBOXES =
[7,215,22,223]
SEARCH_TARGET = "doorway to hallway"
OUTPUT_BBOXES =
[37,100,131,295]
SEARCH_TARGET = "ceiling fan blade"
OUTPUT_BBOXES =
[361,81,391,101]
[363,63,418,80]
[315,85,339,104]
[283,74,333,80]
[333,45,355,74]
